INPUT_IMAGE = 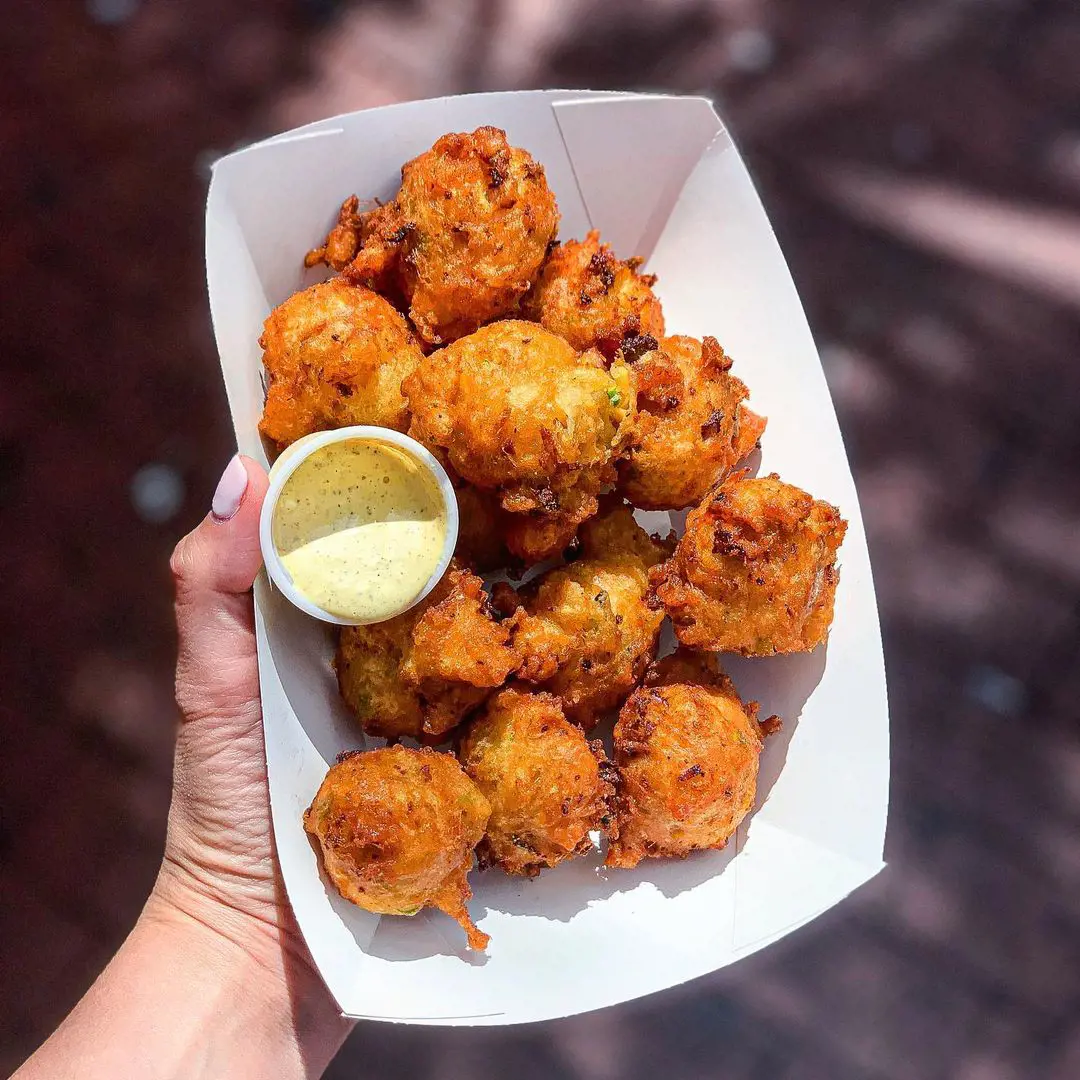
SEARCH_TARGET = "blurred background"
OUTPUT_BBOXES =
[3,0,1080,1076]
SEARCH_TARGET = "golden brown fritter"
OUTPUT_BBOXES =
[511,501,673,729]
[404,320,635,563]
[458,689,614,877]
[304,746,491,949]
[651,472,847,655]
[258,279,423,448]
[500,483,598,567]
[406,569,521,711]
[335,563,522,742]
[450,477,510,573]
[605,650,776,869]
[521,230,665,359]
[338,127,559,347]
[338,199,425,314]
[619,335,766,510]
[304,194,367,272]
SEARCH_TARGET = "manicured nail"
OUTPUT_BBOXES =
[211,455,248,522]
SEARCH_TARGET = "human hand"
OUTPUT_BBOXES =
[17,455,350,1080]
[150,453,338,1008]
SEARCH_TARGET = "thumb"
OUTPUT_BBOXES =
[170,454,270,725]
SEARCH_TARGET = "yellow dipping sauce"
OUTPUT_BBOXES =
[272,439,448,622]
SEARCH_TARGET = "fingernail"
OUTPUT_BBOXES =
[211,455,248,522]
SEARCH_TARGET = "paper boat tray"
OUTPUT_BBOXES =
[205,90,889,1025]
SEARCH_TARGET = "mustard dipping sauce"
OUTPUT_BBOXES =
[271,439,448,622]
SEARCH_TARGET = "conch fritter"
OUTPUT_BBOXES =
[605,650,777,869]
[509,501,673,729]
[450,477,510,573]
[651,472,847,655]
[500,483,597,567]
[404,320,635,562]
[459,689,614,877]
[304,746,491,949]
[258,279,423,448]
[336,562,521,742]
[619,335,765,510]
[335,127,559,346]
[521,230,664,359]
[304,194,367,272]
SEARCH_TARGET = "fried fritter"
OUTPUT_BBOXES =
[619,335,766,510]
[337,127,559,346]
[459,689,615,877]
[511,501,673,729]
[451,477,510,573]
[340,199,415,310]
[605,650,776,869]
[258,279,423,448]
[651,472,847,655]
[404,320,635,563]
[500,483,598,567]
[304,194,367,272]
[304,746,491,949]
[336,562,521,742]
[521,230,665,359]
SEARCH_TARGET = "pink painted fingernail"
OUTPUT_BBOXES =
[211,455,248,522]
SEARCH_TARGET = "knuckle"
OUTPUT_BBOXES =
[170,532,208,602]
[170,536,194,585]
[177,689,261,730]
[175,660,261,729]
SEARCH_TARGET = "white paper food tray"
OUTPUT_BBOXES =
[205,90,890,1026]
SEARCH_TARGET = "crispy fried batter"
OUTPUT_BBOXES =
[304,194,367,272]
[339,200,416,312]
[404,320,635,563]
[511,501,673,729]
[459,689,615,877]
[500,483,598,566]
[304,746,491,949]
[258,279,423,448]
[605,650,774,869]
[451,476,511,573]
[619,335,765,510]
[651,472,847,655]
[335,562,522,742]
[521,230,664,359]
[339,127,559,346]
[285,131,852,929]
[406,568,522,711]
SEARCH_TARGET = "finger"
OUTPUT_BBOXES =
[171,454,269,724]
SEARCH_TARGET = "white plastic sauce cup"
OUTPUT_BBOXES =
[258,426,459,625]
